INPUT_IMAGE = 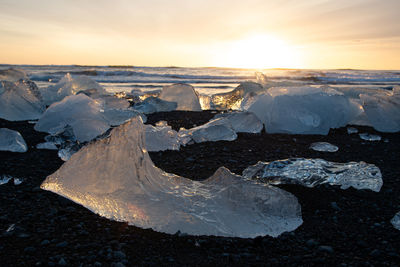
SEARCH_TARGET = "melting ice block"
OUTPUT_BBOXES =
[159,84,201,111]
[42,73,107,105]
[179,117,237,144]
[133,96,177,114]
[243,158,382,192]
[41,117,302,237]
[211,82,265,110]
[309,142,338,152]
[145,124,180,152]
[359,133,381,141]
[242,86,361,135]
[213,111,263,133]
[0,128,28,152]
[0,80,45,121]
[360,90,400,132]
[391,212,400,230]
[35,94,110,142]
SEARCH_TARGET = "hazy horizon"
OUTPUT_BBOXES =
[1,0,399,70]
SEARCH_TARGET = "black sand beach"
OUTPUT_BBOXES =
[1,111,399,266]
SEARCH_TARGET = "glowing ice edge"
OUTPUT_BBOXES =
[41,116,302,238]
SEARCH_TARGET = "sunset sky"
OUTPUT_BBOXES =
[0,0,399,69]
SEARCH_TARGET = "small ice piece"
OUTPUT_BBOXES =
[13,178,23,185]
[35,94,110,142]
[347,127,358,134]
[309,142,339,152]
[155,120,168,127]
[0,175,12,185]
[58,142,82,161]
[42,73,107,105]
[145,124,180,152]
[213,111,263,133]
[359,133,381,141]
[159,84,202,111]
[211,82,265,110]
[179,118,237,143]
[0,80,46,121]
[41,117,302,237]
[0,128,28,152]
[36,142,58,150]
[243,158,383,192]
[391,211,400,230]
[133,97,177,114]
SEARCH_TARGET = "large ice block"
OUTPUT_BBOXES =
[0,128,28,152]
[159,84,202,111]
[0,80,45,121]
[41,117,302,237]
[42,74,107,105]
[213,111,263,133]
[360,90,400,132]
[243,158,382,192]
[211,82,265,110]
[34,94,110,142]
[242,86,361,135]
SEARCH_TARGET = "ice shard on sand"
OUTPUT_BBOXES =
[41,116,302,238]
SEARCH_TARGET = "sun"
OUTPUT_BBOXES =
[213,34,302,69]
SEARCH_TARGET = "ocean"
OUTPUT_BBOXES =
[1,64,399,95]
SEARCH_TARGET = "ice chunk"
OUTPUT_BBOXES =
[0,80,45,121]
[34,94,110,142]
[41,117,302,237]
[42,74,107,105]
[243,158,382,192]
[0,68,29,82]
[360,91,400,132]
[211,82,265,110]
[0,128,28,152]
[102,108,146,126]
[159,84,201,111]
[0,175,12,185]
[359,133,381,141]
[145,123,180,152]
[36,142,58,150]
[309,142,338,152]
[179,118,237,144]
[213,111,263,133]
[347,127,358,134]
[391,211,400,230]
[242,86,361,135]
[133,97,177,114]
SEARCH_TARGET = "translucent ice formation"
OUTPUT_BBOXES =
[391,212,400,231]
[211,82,265,110]
[0,68,29,82]
[213,111,263,133]
[359,133,381,141]
[159,84,201,111]
[36,142,58,150]
[34,94,110,142]
[0,128,28,152]
[42,73,107,105]
[133,96,177,114]
[0,80,45,121]
[243,158,382,192]
[242,86,361,135]
[360,90,400,132]
[179,117,237,144]
[145,124,180,152]
[309,142,339,152]
[41,117,302,238]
